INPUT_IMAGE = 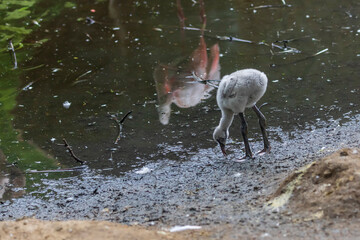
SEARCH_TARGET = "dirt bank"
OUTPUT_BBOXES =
[2,147,360,240]
[0,218,207,240]
[269,148,360,219]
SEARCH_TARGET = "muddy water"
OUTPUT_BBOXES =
[1,0,360,203]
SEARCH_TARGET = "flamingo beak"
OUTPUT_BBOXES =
[218,142,227,156]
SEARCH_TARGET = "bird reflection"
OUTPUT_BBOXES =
[154,0,220,125]
[0,150,25,200]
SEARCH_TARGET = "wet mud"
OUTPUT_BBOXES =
[1,115,360,239]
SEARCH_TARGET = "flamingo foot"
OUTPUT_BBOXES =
[256,146,271,156]
[233,155,253,163]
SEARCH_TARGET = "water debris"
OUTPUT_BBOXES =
[76,70,92,80]
[271,47,329,67]
[134,166,152,174]
[85,17,95,25]
[63,101,71,109]
[23,64,45,71]
[113,111,133,144]
[26,166,86,174]
[62,138,85,165]
[271,40,301,54]
[22,82,34,91]
[8,39,18,69]
[213,34,300,53]
[253,4,292,9]
[191,72,220,88]
[32,20,41,27]
[52,68,62,73]
[169,225,202,232]
[216,35,252,43]
[313,48,328,56]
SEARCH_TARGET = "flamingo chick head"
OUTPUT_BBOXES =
[213,127,228,156]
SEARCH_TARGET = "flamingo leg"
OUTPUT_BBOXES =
[252,105,271,155]
[239,113,253,160]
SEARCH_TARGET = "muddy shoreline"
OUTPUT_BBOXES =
[1,115,360,239]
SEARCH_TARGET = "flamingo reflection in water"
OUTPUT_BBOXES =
[154,0,220,125]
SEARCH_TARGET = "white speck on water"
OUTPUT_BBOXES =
[272,80,279,83]
[50,138,56,143]
[135,167,152,174]
[297,77,302,81]
[169,225,202,232]
[63,101,71,109]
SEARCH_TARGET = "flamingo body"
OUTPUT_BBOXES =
[213,69,270,160]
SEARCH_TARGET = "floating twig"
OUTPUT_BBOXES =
[113,111,132,144]
[62,138,85,164]
[312,48,328,56]
[190,72,220,88]
[213,34,300,53]
[216,35,253,44]
[271,48,329,67]
[253,4,292,9]
[26,166,86,174]
[8,40,18,69]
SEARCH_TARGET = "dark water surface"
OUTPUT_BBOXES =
[1,0,359,201]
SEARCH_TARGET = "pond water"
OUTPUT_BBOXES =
[1,0,359,200]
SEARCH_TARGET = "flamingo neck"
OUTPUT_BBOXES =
[218,109,234,131]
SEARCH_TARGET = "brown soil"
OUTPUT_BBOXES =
[270,148,360,219]
[0,218,209,240]
[2,148,360,240]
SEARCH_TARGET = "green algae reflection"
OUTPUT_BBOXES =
[0,0,78,196]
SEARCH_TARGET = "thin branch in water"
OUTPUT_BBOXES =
[113,111,132,144]
[216,35,253,44]
[190,72,220,88]
[120,111,133,124]
[8,40,18,69]
[259,102,269,110]
[271,48,329,67]
[312,48,328,56]
[26,166,86,174]
[253,4,292,9]
[62,138,85,164]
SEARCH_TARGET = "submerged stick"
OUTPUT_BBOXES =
[62,138,85,164]
[8,40,18,69]
[26,166,86,174]
[113,111,132,144]
[191,72,220,88]
[271,48,329,67]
